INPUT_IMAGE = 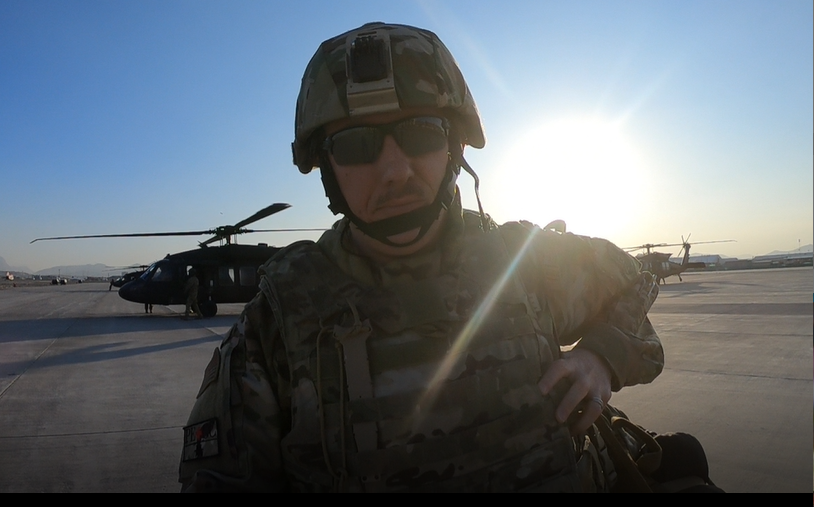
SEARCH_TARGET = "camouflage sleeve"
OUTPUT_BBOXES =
[178,292,289,492]
[529,230,663,390]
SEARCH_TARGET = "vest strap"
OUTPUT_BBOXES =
[333,301,378,452]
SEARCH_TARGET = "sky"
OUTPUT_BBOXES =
[1,0,812,272]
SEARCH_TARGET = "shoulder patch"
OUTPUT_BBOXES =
[182,418,219,461]
[196,348,220,399]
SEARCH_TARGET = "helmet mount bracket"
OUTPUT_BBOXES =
[346,30,399,116]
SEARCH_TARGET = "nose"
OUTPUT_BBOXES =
[118,279,144,303]
[374,135,415,184]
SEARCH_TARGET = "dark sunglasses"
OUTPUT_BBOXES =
[323,116,449,165]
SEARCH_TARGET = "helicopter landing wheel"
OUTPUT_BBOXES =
[200,300,218,318]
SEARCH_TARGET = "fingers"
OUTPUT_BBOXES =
[537,349,612,435]
[571,396,605,435]
[559,381,609,435]
[538,358,570,396]
[552,370,606,427]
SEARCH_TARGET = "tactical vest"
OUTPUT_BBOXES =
[259,224,597,492]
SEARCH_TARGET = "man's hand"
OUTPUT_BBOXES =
[538,348,612,435]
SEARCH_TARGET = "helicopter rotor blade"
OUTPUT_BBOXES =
[623,243,671,251]
[247,228,329,233]
[232,203,291,230]
[31,202,305,246]
[687,240,736,246]
[31,230,214,243]
[104,264,149,272]
[199,203,294,246]
[197,227,329,247]
[624,238,735,256]
[199,235,224,247]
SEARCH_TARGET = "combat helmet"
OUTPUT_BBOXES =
[292,22,489,245]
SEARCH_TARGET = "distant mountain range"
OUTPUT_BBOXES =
[0,256,32,274]
[32,263,112,278]
[0,256,112,278]
[668,244,812,261]
[2,244,813,279]
[765,244,813,255]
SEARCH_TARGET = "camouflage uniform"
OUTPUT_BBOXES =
[184,274,201,319]
[179,200,662,492]
[178,21,663,492]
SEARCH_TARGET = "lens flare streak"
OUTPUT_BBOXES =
[411,227,541,426]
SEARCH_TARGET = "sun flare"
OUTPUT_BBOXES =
[492,117,650,241]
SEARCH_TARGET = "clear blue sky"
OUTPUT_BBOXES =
[2,0,811,272]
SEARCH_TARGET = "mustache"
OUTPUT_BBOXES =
[374,181,429,208]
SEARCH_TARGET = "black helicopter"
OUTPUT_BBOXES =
[107,265,149,288]
[32,203,325,317]
[624,236,734,284]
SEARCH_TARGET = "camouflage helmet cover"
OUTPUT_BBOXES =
[292,22,486,173]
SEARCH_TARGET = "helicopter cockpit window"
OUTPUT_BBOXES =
[219,267,235,286]
[239,267,256,286]
[152,265,174,282]
[141,265,157,280]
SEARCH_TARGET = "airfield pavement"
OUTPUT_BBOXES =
[0,267,811,493]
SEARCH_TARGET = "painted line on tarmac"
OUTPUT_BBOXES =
[0,425,181,439]
[0,336,58,400]
[664,366,811,382]
[0,317,81,400]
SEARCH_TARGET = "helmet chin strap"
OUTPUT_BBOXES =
[453,149,489,233]
[346,158,458,248]
[319,147,487,248]
[319,155,457,248]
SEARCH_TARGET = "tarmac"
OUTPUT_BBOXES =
[0,267,811,492]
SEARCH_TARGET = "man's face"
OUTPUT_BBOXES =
[325,109,450,248]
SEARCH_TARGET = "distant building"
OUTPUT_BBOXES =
[721,259,752,270]
[666,251,814,271]
[752,252,814,268]
[668,254,724,268]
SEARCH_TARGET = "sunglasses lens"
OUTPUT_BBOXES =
[394,119,448,157]
[327,117,448,165]
[329,127,383,165]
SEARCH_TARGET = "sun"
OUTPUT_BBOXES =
[490,117,650,241]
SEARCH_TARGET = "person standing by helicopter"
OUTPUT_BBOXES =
[183,268,202,320]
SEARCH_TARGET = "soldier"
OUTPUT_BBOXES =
[179,22,714,493]
[183,268,202,320]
